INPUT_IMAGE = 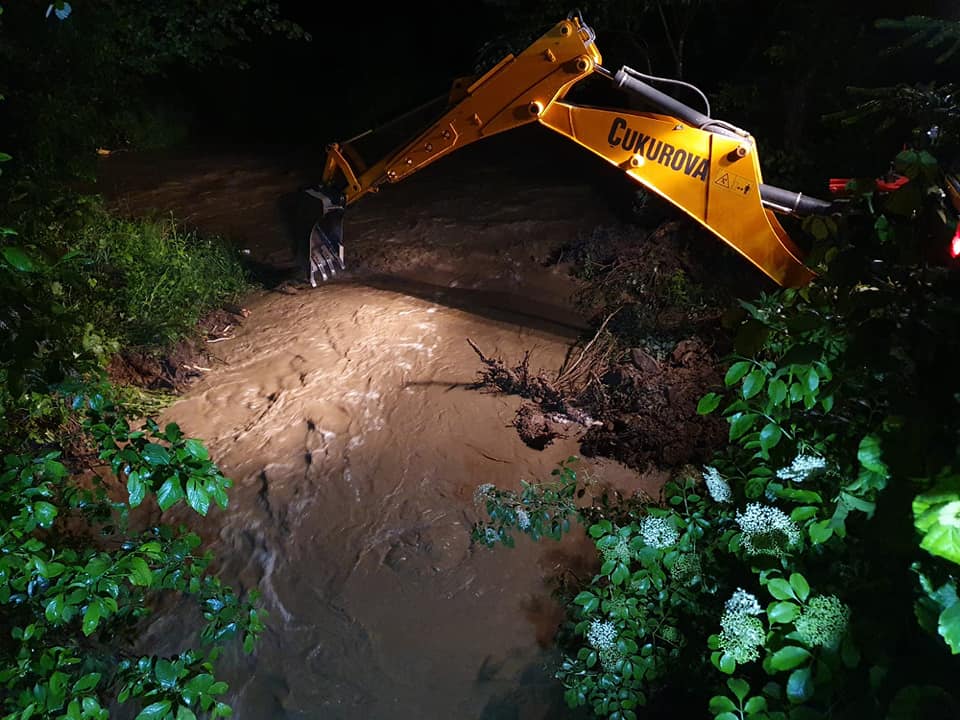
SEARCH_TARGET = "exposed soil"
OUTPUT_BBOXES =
[578,337,727,470]
[106,306,249,390]
[96,130,747,719]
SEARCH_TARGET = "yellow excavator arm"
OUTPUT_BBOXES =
[311,11,830,288]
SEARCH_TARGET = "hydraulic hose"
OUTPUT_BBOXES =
[759,184,834,216]
[612,68,714,131]
[611,68,834,216]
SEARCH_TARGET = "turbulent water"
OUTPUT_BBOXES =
[105,141,651,719]
[148,281,642,719]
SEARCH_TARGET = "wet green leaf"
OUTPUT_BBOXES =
[857,435,886,474]
[727,678,749,701]
[767,379,787,406]
[73,673,101,692]
[164,423,183,442]
[709,696,736,713]
[186,478,210,516]
[45,595,65,623]
[725,361,752,387]
[33,501,57,527]
[742,370,765,399]
[786,667,813,703]
[767,578,796,601]
[82,602,101,636]
[729,413,758,441]
[759,423,782,451]
[1,246,35,272]
[155,659,178,689]
[157,477,184,511]
[768,601,800,623]
[771,646,811,671]
[874,214,894,243]
[697,392,721,415]
[127,470,146,508]
[789,573,810,602]
[809,520,833,544]
[136,701,172,720]
[914,477,960,565]
[143,443,171,466]
[184,438,209,460]
[719,652,736,674]
[778,488,823,504]
[128,557,152,587]
[935,602,960,654]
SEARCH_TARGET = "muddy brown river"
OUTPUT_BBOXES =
[101,137,655,719]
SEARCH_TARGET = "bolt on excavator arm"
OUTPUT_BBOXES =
[312,11,829,288]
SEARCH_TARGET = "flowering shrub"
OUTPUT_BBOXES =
[472,145,960,717]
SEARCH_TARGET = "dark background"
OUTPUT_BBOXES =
[183,2,502,147]
[3,0,958,195]
[179,1,951,159]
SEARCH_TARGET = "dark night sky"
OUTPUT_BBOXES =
[184,2,499,146]
[176,0,956,183]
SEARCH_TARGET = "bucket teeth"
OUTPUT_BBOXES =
[305,187,346,287]
[308,225,343,287]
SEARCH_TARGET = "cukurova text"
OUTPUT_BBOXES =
[607,117,709,182]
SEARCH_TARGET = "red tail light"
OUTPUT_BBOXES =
[951,222,960,259]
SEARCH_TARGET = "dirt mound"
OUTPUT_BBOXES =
[469,331,726,473]
[577,337,726,471]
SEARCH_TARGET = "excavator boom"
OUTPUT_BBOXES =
[310,12,830,288]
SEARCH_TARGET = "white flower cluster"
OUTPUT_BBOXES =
[516,508,531,530]
[640,515,679,549]
[725,588,763,617]
[473,483,496,505]
[718,588,766,663]
[796,595,850,648]
[670,553,702,584]
[703,466,732,503]
[776,453,828,483]
[483,527,498,544]
[587,620,618,651]
[736,503,801,557]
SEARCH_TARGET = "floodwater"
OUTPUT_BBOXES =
[104,138,653,719]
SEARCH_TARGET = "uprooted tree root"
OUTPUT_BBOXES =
[467,333,727,472]
[466,338,598,450]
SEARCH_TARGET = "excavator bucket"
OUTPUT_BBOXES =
[304,187,346,287]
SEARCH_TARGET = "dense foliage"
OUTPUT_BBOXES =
[473,10,960,720]
[0,195,263,720]
[0,4,291,718]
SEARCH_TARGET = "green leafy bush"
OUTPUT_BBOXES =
[473,142,960,719]
[71,206,251,347]
[0,395,264,720]
[1,166,259,720]
[3,195,251,352]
